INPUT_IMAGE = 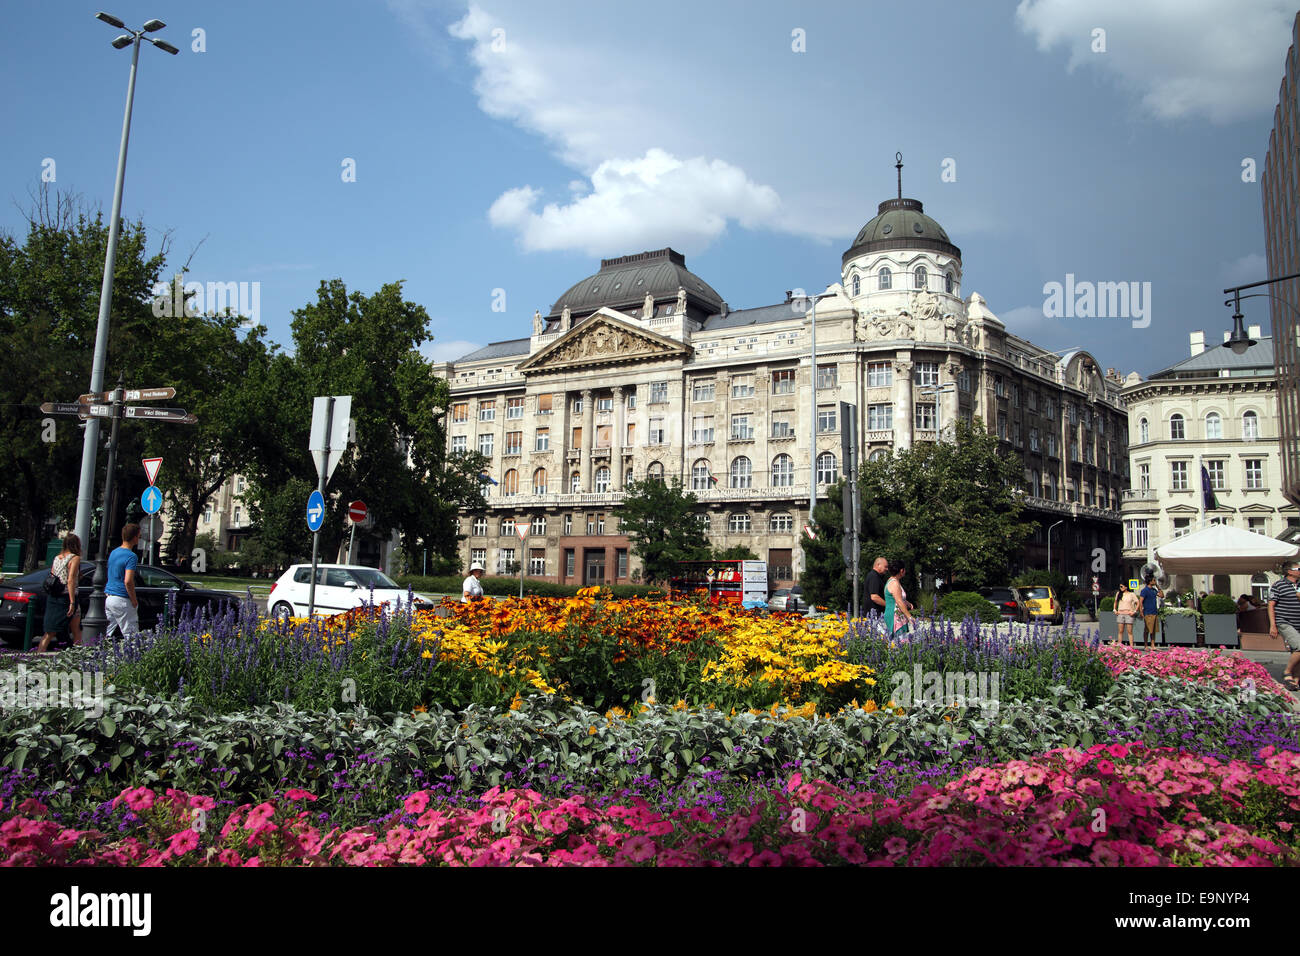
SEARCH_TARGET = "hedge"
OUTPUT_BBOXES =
[1200,593,1238,616]
[394,574,662,599]
[937,591,1001,624]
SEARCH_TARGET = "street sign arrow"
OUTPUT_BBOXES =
[141,486,163,515]
[39,402,88,416]
[79,387,175,403]
[77,404,115,419]
[306,490,326,532]
[124,405,190,421]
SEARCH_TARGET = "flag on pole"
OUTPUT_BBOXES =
[478,473,498,485]
[803,524,817,540]
[1200,465,1217,511]
[707,474,719,487]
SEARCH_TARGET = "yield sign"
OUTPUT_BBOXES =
[142,457,162,486]
[515,521,531,542]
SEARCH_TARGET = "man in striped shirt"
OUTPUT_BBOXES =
[1267,563,1300,692]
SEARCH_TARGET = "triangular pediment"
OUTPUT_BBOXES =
[518,309,691,373]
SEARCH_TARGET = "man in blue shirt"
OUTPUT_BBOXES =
[1138,577,1160,648]
[104,523,141,641]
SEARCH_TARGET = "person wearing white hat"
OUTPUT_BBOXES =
[463,561,486,603]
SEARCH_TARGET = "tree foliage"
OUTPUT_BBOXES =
[616,477,711,583]
[801,419,1036,605]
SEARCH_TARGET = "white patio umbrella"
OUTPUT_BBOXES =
[1154,524,1300,575]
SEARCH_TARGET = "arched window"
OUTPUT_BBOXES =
[594,466,610,493]
[852,274,861,296]
[624,468,634,487]
[532,468,548,495]
[816,452,838,485]
[914,265,927,290]
[1138,418,1149,443]
[691,459,712,491]
[1169,413,1185,440]
[869,448,888,462]
[502,469,518,497]
[878,267,892,290]
[730,456,753,489]
[945,270,954,294]
[1205,412,1222,440]
[771,454,794,487]
[1243,410,1259,441]
[570,471,581,493]
[647,461,665,483]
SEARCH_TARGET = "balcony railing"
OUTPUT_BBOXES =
[1123,488,1158,501]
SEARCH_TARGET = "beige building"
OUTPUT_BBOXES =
[1121,330,1297,600]
[437,189,1129,588]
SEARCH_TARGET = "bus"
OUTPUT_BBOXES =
[669,559,768,608]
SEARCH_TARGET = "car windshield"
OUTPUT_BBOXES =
[1022,587,1051,600]
[985,589,1013,602]
[349,568,400,590]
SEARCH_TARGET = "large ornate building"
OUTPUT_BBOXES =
[436,188,1129,588]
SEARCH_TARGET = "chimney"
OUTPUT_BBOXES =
[1189,331,1205,356]
[1248,324,1262,339]
[784,290,793,304]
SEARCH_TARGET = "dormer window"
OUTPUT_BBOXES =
[852,274,860,296]
[914,266,928,291]
[945,271,954,294]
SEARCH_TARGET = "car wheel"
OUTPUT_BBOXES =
[271,602,295,625]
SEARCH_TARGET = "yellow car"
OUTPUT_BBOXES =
[1016,586,1064,625]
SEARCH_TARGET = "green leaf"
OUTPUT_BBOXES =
[98,716,117,738]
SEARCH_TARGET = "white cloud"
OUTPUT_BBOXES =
[997,303,1055,331]
[1016,0,1294,122]
[488,148,782,256]
[424,338,484,362]
[449,6,785,254]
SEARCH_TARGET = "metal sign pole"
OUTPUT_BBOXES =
[81,377,125,643]
[307,398,333,619]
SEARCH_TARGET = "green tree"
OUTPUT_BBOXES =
[617,477,711,583]
[800,419,1035,604]
[0,189,168,566]
[798,493,851,609]
[243,279,485,566]
[712,544,758,561]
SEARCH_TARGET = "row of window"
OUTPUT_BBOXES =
[468,512,801,537]
[1138,459,1269,492]
[1022,470,1118,509]
[848,266,956,297]
[1123,516,1286,550]
[1138,411,1261,443]
[483,454,844,496]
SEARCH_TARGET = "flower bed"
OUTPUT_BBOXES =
[1098,644,1287,697]
[4,743,1297,866]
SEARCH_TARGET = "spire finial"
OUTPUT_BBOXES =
[895,151,903,199]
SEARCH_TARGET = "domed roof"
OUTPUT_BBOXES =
[842,198,961,266]
[547,248,723,319]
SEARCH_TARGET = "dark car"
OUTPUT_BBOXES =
[0,562,238,647]
[978,587,1026,623]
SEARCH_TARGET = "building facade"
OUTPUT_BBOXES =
[437,190,1129,588]
[1120,330,1297,600]
[1264,10,1300,506]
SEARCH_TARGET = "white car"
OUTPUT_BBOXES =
[267,564,435,621]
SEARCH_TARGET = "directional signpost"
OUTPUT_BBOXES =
[41,379,197,643]
[305,396,353,618]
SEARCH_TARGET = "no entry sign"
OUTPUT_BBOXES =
[348,500,368,524]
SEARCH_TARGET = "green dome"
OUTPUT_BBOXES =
[842,198,961,266]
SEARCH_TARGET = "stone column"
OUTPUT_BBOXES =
[613,386,625,490]
[582,388,594,492]
[893,357,913,451]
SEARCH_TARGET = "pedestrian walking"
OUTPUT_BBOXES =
[1113,582,1140,647]
[883,560,915,638]
[1267,562,1300,693]
[462,560,485,603]
[104,523,141,642]
[1138,576,1160,648]
[864,556,888,615]
[37,533,82,653]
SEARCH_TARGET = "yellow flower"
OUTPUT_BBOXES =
[588,726,597,735]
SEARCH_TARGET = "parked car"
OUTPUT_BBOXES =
[268,564,435,621]
[978,587,1026,623]
[767,586,804,612]
[1017,585,1064,625]
[0,562,237,647]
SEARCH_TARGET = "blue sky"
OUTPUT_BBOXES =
[2,0,1295,377]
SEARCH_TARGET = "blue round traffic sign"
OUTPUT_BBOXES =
[141,486,162,515]
[306,489,325,532]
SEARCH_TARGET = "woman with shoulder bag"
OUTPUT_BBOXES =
[37,533,82,653]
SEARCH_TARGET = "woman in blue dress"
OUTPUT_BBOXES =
[882,560,915,638]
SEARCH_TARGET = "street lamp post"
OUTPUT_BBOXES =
[73,13,178,553]
[1047,519,1066,574]
[917,382,957,440]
